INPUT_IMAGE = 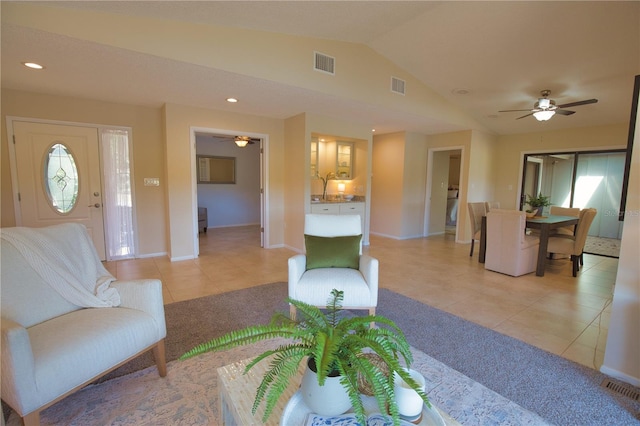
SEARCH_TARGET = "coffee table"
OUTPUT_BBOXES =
[217,356,459,425]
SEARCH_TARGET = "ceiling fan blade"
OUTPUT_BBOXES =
[516,113,534,120]
[556,98,598,109]
[499,109,534,113]
[555,109,576,116]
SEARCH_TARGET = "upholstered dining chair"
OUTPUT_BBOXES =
[485,201,501,211]
[547,208,598,276]
[549,206,581,236]
[467,202,488,256]
[288,214,378,320]
[485,209,540,277]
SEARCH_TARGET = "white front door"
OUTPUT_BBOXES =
[12,121,107,259]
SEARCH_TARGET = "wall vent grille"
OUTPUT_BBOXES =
[601,378,640,401]
[314,52,335,75]
[391,77,406,95]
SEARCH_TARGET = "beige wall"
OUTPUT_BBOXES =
[402,133,429,238]
[284,113,308,252]
[371,132,406,238]
[494,124,628,210]
[163,103,285,260]
[370,131,428,240]
[1,89,167,256]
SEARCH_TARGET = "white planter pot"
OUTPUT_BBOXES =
[300,358,351,416]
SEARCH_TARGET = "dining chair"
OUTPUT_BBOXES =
[484,209,540,276]
[485,201,501,211]
[547,208,598,276]
[549,206,581,236]
[467,202,488,256]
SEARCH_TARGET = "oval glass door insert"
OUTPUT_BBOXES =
[44,143,79,214]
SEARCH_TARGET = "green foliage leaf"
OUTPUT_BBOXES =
[180,288,429,425]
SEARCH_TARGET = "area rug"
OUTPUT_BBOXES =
[5,283,639,425]
[584,235,621,258]
[6,339,549,426]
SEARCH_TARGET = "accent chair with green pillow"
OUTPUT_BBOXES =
[288,214,379,320]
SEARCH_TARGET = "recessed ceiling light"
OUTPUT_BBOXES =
[22,62,44,70]
[451,88,470,95]
[226,97,238,103]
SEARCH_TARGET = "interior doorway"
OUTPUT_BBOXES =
[425,147,464,239]
[191,128,266,257]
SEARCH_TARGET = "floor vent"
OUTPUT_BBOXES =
[601,378,640,401]
[314,52,335,75]
[391,76,406,95]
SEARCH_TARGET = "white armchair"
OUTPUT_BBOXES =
[485,209,540,277]
[288,214,378,320]
[1,224,167,426]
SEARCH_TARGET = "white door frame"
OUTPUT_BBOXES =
[189,127,269,257]
[424,145,465,241]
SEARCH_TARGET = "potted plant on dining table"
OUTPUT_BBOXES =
[180,289,429,425]
[526,192,551,216]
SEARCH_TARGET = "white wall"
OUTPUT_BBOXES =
[196,136,261,228]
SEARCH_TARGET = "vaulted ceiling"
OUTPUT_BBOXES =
[2,1,638,136]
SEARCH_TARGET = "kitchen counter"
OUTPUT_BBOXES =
[310,196,365,204]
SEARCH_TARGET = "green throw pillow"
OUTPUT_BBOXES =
[304,234,362,270]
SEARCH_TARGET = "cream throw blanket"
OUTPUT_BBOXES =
[0,223,120,307]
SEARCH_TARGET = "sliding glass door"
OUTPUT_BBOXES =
[521,149,626,240]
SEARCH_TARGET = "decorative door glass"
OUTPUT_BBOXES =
[44,143,79,214]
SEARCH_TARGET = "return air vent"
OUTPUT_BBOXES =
[601,378,640,401]
[391,76,406,95]
[314,52,335,75]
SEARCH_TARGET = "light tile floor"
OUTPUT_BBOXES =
[104,225,616,372]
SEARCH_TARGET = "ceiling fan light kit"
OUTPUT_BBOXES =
[234,136,250,147]
[499,89,597,122]
[533,110,555,121]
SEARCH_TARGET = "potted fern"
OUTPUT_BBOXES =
[180,289,429,425]
[526,192,551,216]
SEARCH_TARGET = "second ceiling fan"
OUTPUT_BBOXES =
[499,90,598,121]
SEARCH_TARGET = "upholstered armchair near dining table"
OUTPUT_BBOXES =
[484,209,540,277]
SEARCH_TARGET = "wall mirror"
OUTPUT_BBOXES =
[197,155,235,184]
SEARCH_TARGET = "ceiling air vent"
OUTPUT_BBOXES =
[314,52,335,75]
[391,77,406,95]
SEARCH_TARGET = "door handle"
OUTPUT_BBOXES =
[89,203,101,208]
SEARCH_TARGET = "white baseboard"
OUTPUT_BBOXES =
[136,252,167,259]
[369,231,424,240]
[600,365,640,387]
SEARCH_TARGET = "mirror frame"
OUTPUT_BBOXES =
[197,155,236,184]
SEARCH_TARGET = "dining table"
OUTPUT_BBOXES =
[479,214,580,277]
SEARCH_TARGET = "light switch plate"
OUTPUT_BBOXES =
[144,178,160,186]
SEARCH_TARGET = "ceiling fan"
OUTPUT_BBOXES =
[234,136,260,147]
[499,90,598,121]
